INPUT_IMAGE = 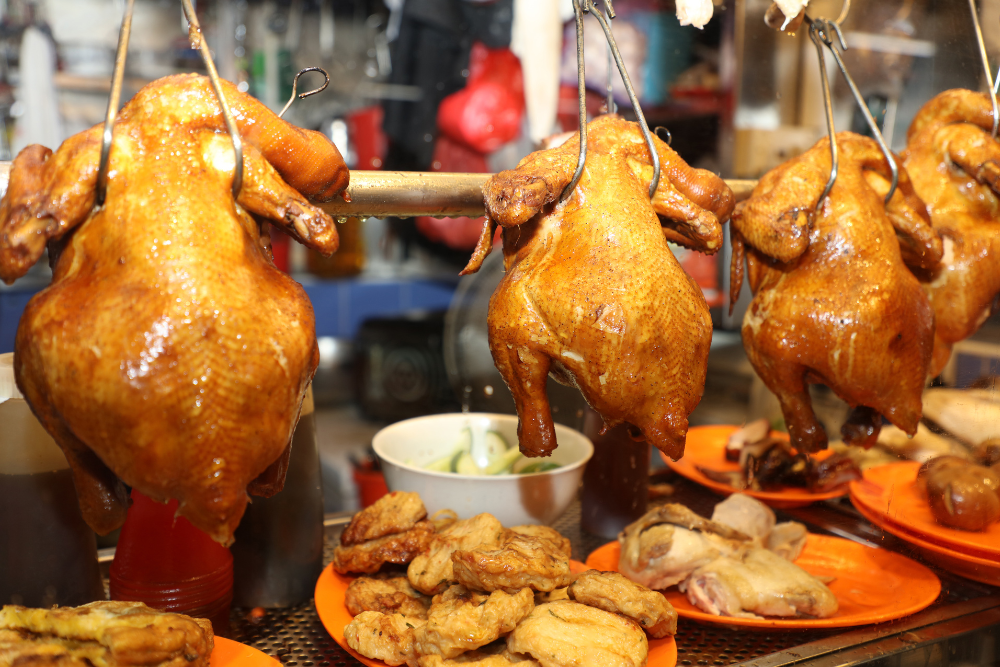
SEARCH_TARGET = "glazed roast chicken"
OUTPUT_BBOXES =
[0,74,348,544]
[731,132,942,452]
[462,115,734,459]
[902,89,1000,376]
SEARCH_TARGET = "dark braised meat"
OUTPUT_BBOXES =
[917,456,1000,531]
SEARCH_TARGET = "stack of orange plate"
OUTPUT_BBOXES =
[850,462,1000,586]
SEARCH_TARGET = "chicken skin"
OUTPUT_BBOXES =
[731,132,941,452]
[0,74,348,544]
[901,90,1000,376]
[462,115,734,459]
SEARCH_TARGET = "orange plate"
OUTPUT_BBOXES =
[315,561,677,667]
[850,462,1000,561]
[586,534,940,629]
[852,499,1000,587]
[210,637,281,667]
[663,425,850,509]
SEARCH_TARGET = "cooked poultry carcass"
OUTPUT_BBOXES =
[462,115,734,459]
[731,132,941,452]
[901,90,1000,375]
[0,74,348,544]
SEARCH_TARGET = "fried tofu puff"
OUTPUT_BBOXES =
[568,570,677,638]
[506,601,648,667]
[408,514,506,595]
[341,492,428,545]
[345,575,432,620]
[452,532,573,594]
[343,612,424,667]
[415,641,540,666]
[413,586,534,660]
[333,521,437,575]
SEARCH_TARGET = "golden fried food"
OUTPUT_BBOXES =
[534,588,570,604]
[731,132,940,452]
[0,601,213,667]
[343,611,423,667]
[416,642,540,666]
[0,74,348,544]
[506,600,648,667]
[568,570,677,638]
[452,532,573,593]
[917,456,1000,531]
[506,526,572,560]
[342,492,428,546]
[413,586,534,660]
[461,115,734,459]
[408,514,505,595]
[334,521,437,574]
[345,575,432,619]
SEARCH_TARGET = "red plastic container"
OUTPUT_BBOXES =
[110,490,233,635]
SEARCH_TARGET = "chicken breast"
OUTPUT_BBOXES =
[414,586,534,660]
[345,575,432,620]
[333,521,437,575]
[452,531,573,594]
[506,601,648,667]
[409,514,506,595]
[568,570,677,638]
[343,611,422,667]
[341,492,428,545]
[709,494,776,541]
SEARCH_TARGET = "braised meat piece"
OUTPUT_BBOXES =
[917,456,1000,531]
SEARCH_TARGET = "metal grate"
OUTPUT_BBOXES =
[228,472,998,666]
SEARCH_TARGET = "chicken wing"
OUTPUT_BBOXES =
[568,570,677,638]
[414,586,534,660]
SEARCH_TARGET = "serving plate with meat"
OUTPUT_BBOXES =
[664,426,859,508]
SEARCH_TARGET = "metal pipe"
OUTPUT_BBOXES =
[560,0,588,203]
[95,0,135,208]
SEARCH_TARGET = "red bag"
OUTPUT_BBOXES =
[437,42,524,154]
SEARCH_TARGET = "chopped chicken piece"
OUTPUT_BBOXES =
[676,0,714,29]
[343,611,422,667]
[682,548,838,618]
[408,514,505,596]
[452,531,573,594]
[414,586,534,660]
[710,494,776,541]
[506,601,648,667]
[507,525,572,559]
[341,492,428,545]
[568,570,677,638]
[333,521,437,574]
[345,575,432,619]
[765,522,808,561]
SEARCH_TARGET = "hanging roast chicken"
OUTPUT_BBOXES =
[462,115,734,459]
[0,74,348,545]
[730,132,941,452]
[901,89,1000,376]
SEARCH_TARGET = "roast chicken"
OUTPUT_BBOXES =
[0,74,348,544]
[462,115,734,459]
[901,89,1000,376]
[731,132,941,452]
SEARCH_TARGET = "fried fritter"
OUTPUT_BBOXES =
[507,526,572,559]
[342,492,428,546]
[408,514,505,595]
[334,520,437,574]
[506,601,648,667]
[416,641,540,666]
[568,570,677,638]
[534,588,570,604]
[452,532,573,594]
[0,601,213,667]
[413,586,534,659]
[343,611,423,667]
[345,575,432,620]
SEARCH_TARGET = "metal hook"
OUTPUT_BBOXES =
[181,0,244,199]
[278,67,331,119]
[95,0,134,208]
[654,126,672,146]
[560,0,588,203]
[808,20,838,212]
[968,0,998,139]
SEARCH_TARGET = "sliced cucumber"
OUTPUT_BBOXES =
[455,451,483,475]
[423,454,453,472]
[518,461,561,474]
[483,447,523,475]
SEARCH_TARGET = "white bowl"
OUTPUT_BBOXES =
[372,413,593,526]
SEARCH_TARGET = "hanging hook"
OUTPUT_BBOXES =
[968,0,998,139]
[95,0,135,208]
[808,20,838,212]
[835,0,852,25]
[654,126,672,146]
[278,67,331,119]
[181,0,244,199]
[560,0,588,202]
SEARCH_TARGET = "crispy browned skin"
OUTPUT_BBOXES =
[341,492,428,546]
[345,575,432,619]
[333,521,437,574]
[731,132,940,452]
[414,586,534,660]
[462,115,734,459]
[452,531,573,594]
[568,570,677,638]
[0,74,348,544]
[0,601,213,667]
[901,90,1000,376]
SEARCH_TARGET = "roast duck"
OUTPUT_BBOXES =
[901,89,1000,376]
[0,74,348,544]
[731,132,942,453]
[462,115,735,459]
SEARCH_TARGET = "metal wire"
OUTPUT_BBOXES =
[808,21,838,212]
[560,0,588,202]
[278,67,331,119]
[968,0,998,139]
[181,0,244,199]
[95,0,134,208]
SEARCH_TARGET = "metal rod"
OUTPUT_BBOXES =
[181,0,244,199]
[560,0,588,203]
[95,0,135,208]
[278,67,331,119]
[589,0,660,197]
[605,11,616,115]
[809,21,838,212]
[968,0,998,139]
